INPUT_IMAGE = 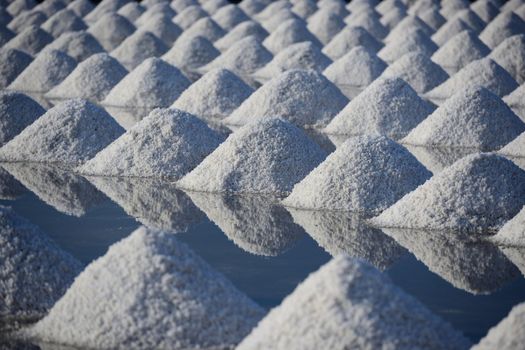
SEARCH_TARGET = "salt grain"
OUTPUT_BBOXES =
[214,20,268,52]
[110,29,168,70]
[321,26,383,60]
[4,25,53,55]
[0,48,33,89]
[0,91,44,146]
[262,18,321,54]
[472,302,525,349]
[44,30,105,62]
[87,13,135,52]
[479,11,525,48]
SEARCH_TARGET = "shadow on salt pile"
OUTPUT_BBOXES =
[86,176,205,233]
[380,227,520,295]
[185,191,305,256]
[0,165,26,200]
[286,208,406,271]
[404,145,479,174]
[2,163,108,217]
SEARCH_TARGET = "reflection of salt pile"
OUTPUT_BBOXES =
[43,31,104,62]
[25,226,264,349]
[87,13,135,52]
[0,166,26,200]
[378,28,438,63]
[321,26,383,60]
[0,49,32,89]
[491,207,525,247]
[103,58,190,108]
[283,136,431,212]
[162,35,220,77]
[324,78,434,139]
[224,70,348,128]
[4,25,53,56]
[479,12,525,49]
[489,34,525,84]
[214,21,268,52]
[40,9,87,38]
[262,18,321,54]
[0,206,81,323]
[0,91,44,146]
[404,145,477,174]
[187,192,305,256]
[371,153,525,233]
[0,99,124,167]
[178,118,326,195]
[288,209,405,270]
[172,68,253,120]
[79,108,224,179]
[402,87,525,151]
[110,29,168,70]
[46,53,128,102]
[238,257,471,350]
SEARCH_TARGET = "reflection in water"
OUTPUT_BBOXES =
[503,155,525,170]
[186,192,305,256]
[3,163,108,217]
[287,209,406,270]
[381,228,520,295]
[404,145,478,174]
[499,246,525,277]
[0,166,27,200]
[87,177,204,233]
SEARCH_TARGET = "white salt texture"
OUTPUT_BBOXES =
[306,7,345,45]
[499,132,525,158]
[67,0,94,17]
[110,30,168,71]
[379,28,438,63]
[134,3,176,27]
[211,4,250,30]
[347,11,388,41]
[402,86,525,151]
[4,25,53,55]
[79,108,224,179]
[84,0,131,24]
[0,48,33,89]
[24,226,265,349]
[172,5,208,30]
[262,18,321,54]
[7,49,77,93]
[419,8,446,31]
[214,20,268,52]
[237,257,471,350]
[175,17,226,44]
[162,35,219,74]
[87,13,135,52]
[7,10,47,34]
[177,117,327,195]
[491,206,525,247]
[370,153,525,233]
[103,58,189,108]
[321,26,383,60]
[479,12,525,48]
[489,34,525,84]
[283,135,432,213]
[0,99,124,167]
[383,15,434,43]
[171,0,198,13]
[202,0,228,14]
[324,77,435,139]
[138,13,182,46]
[0,91,45,147]
[470,0,499,23]
[116,1,145,22]
[7,0,37,17]
[259,8,299,33]
[0,166,26,200]
[41,9,87,38]
[43,31,105,62]
[292,0,317,19]
[46,53,128,102]
[431,18,474,47]
[172,68,253,120]
[504,84,525,122]
[452,9,486,32]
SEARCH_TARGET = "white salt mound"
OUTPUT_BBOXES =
[262,18,322,54]
[172,5,208,30]
[162,35,220,73]
[79,108,224,179]
[172,68,253,120]
[202,0,228,14]
[214,20,268,52]
[259,8,299,33]
[472,302,525,350]
[87,13,136,52]
[4,25,53,55]
[7,10,47,34]
[0,48,32,89]
[33,0,66,18]
[370,153,525,233]
[419,7,446,31]
[499,132,525,158]
[224,70,348,128]
[283,135,432,213]
[491,207,525,247]
[479,12,525,48]
[103,58,189,108]
[237,257,471,350]
[380,5,407,30]
[431,17,474,47]
[321,26,383,60]
[306,7,345,45]
[211,4,250,30]
[24,226,264,349]
[7,49,77,93]
[134,3,176,27]
[41,9,87,38]
[383,15,434,43]
[0,99,124,167]
[67,0,94,17]
[84,0,130,24]
[452,9,486,33]
[347,11,388,41]
[402,86,525,150]
[116,1,145,22]
[292,0,318,19]
[110,29,168,71]
[7,0,37,17]
[470,0,499,23]
[239,0,267,16]
[489,35,525,84]
[43,31,105,62]
[0,91,44,147]
[324,77,435,139]
[176,17,226,44]
[177,117,327,195]
[379,28,438,63]
[138,13,182,46]
[46,53,128,102]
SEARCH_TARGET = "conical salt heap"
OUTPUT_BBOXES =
[379,28,438,64]
[116,2,145,22]
[306,7,345,45]
[110,29,168,70]
[0,91,44,147]
[431,30,491,75]
[283,135,432,213]
[202,0,229,14]
[383,15,434,43]
[380,5,407,30]
[67,0,94,17]
[79,108,224,179]
[46,53,128,102]
[425,58,518,103]
[431,17,474,47]
[162,35,220,76]
[489,35,525,84]
[0,99,124,167]
[40,9,87,38]
[419,7,446,31]
[408,0,438,16]
[260,8,299,33]
[262,18,321,54]
[7,49,77,93]
[402,87,525,151]
[44,31,104,62]
[480,12,525,48]
[224,70,348,128]
[33,0,66,17]
[4,25,53,55]
[324,78,435,140]
[321,26,383,60]
[376,0,406,15]
[239,0,268,16]
[440,0,470,19]
[0,206,82,321]
[452,9,486,32]
[470,0,499,23]
[171,0,199,13]
[134,3,176,27]
[255,0,290,22]
[175,17,226,44]
[370,153,525,233]
[173,5,208,30]
[84,0,130,24]
[292,0,318,19]
[504,84,525,122]
[87,13,135,52]
[0,48,32,89]
[501,0,523,12]
[23,226,265,349]
[172,68,253,120]
[178,118,326,195]
[490,206,525,247]
[7,0,37,17]
[237,257,471,350]
[499,132,525,165]
[138,13,182,46]
[0,25,15,46]
[103,58,190,108]
[211,4,249,30]
[214,20,268,52]
[7,10,47,34]
[348,11,388,41]
[254,41,331,83]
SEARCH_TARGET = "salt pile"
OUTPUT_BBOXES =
[172,68,253,120]
[504,84,525,121]
[24,226,265,349]
[116,2,145,22]
[0,48,32,89]
[46,53,128,102]
[173,5,208,30]
[491,207,525,247]
[4,25,53,55]
[472,302,525,349]
[501,0,523,12]
[499,131,525,159]
[0,99,124,167]
[255,0,290,22]
[292,0,317,19]
[178,118,326,195]
[321,26,382,60]
[262,18,321,54]
[138,13,182,46]
[237,257,471,350]
[87,13,135,52]
[84,0,130,24]
[134,3,176,27]
[44,30,104,63]
[33,0,66,17]
[408,0,439,16]
[67,0,94,17]
[7,10,47,34]
[347,11,388,41]
[425,58,519,103]
[489,35,525,84]
[479,12,525,49]
[440,0,470,19]
[379,28,438,63]
[224,70,348,128]
[239,0,268,16]
[79,108,224,179]
[7,49,77,93]
[110,30,168,71]
[0,92,44,147]
[212,4,249,30]
[402,87,525,151]
[470,0,499,23]
[306,7,345,45]
[419,7,447,30]
[40,9,87,38]
[214,20,268,52]
[370,153,525,233]
[380,5,407,29]
[431,30,491,75]
[0,25,14,46]
[161,35,220,74]
[383,15,434,43]
[260,8,301,33]
[377,0,406,15]
[453,9,486,32]
[6,0,36,17]
[0,206,81,321]
[103,58,189,108]
[202,0,229,14]
[324,78,434,139]
[176,17,226,44]
[431,18,474,47]
[171,0,199,13]
[283,135,431,213]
